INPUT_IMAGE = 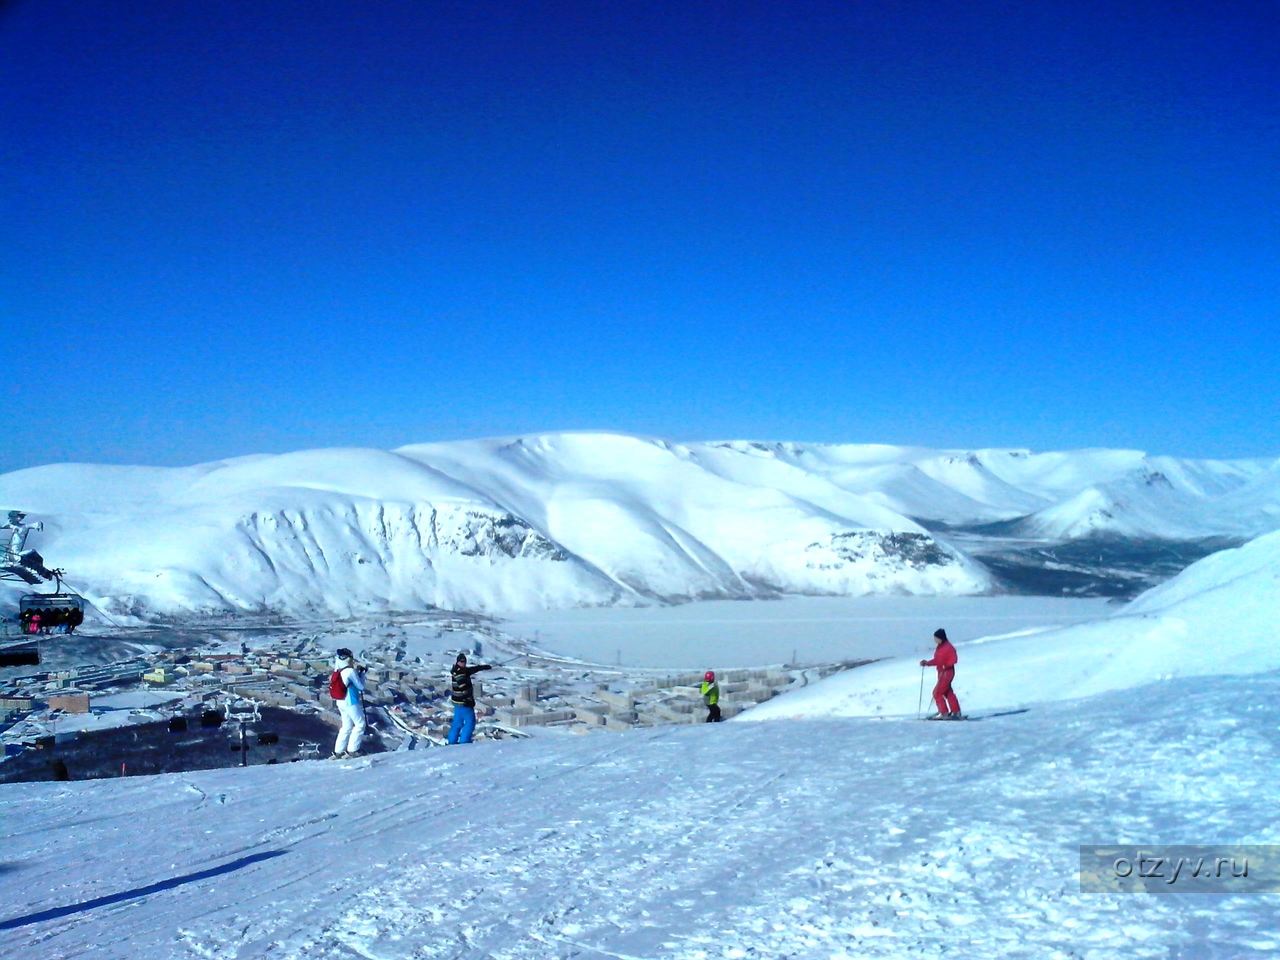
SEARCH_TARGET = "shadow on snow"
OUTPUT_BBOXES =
[0,850,288,930]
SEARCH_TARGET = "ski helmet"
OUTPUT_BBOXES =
[704,670,715,682]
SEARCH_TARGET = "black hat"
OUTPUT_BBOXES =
[933,629,948,642]
[455,651,467,662]
[336,647,354,659]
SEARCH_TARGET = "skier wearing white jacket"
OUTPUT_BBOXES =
[330,648,367,759]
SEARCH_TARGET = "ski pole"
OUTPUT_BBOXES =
[917,664,926,719]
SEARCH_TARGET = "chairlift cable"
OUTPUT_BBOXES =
[55,577,126,630]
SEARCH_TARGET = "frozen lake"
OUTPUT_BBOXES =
[498,595,1117,669]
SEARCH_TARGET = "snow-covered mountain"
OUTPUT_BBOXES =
[982,456,1275,540]
[0,435,987,617]
[743,527,1280,719]
[739,443,1275,537]
[1,433,1276,618]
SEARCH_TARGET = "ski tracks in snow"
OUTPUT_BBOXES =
[169,730,699,960]
[6,677,1280,960]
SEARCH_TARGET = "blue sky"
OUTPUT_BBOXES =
[2,0,1276,470]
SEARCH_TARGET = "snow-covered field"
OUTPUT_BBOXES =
[500,595,1114,668]
[2,670,1277,960]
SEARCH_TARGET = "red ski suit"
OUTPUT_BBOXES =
[923,639,960,715]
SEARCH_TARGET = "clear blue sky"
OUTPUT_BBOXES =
[2,0,1277,471]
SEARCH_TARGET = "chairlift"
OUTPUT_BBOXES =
[2,511,88,667]
[222,696,276,767]
[19,591,86,632]
[224,698,261,724]
[2,591,87,668]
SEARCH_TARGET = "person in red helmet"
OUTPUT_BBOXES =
[700,670,722,722]
[920,628,962,719]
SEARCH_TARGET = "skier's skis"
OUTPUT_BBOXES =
[918,708,1029,722]
[964,708,1029,721]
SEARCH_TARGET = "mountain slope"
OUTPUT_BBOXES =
[0,435,988,617]
[995,458,1275,540]
[742,529,1280,720]
[3,670,1276,959]
[707,441,1277,536]
[2,433,1277,617]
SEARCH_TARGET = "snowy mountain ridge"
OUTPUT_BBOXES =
[1,432,1277,618]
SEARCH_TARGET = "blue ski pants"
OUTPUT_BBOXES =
[447,705,476,744]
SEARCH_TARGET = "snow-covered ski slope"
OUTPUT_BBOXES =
[3,671,1277,959]
[1,433,1277,616]
[743,528,1280,720]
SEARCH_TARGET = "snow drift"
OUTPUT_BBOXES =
[741,529,1280,719]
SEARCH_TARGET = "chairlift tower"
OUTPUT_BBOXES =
[2,511,51,584]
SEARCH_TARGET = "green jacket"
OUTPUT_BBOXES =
[700,680,720,706]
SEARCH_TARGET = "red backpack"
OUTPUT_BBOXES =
[329,669,347,701]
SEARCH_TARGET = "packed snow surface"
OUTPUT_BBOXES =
[1,433,1276,617]
[2,671,1276,959]
[744,529,1280,720]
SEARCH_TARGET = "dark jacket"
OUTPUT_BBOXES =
[451,663,491,707]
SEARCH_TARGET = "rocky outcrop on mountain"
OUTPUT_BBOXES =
[434,509,571,562]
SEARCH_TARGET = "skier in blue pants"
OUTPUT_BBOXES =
[447,652,492,744]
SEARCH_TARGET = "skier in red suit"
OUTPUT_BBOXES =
[920,628,961,719]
